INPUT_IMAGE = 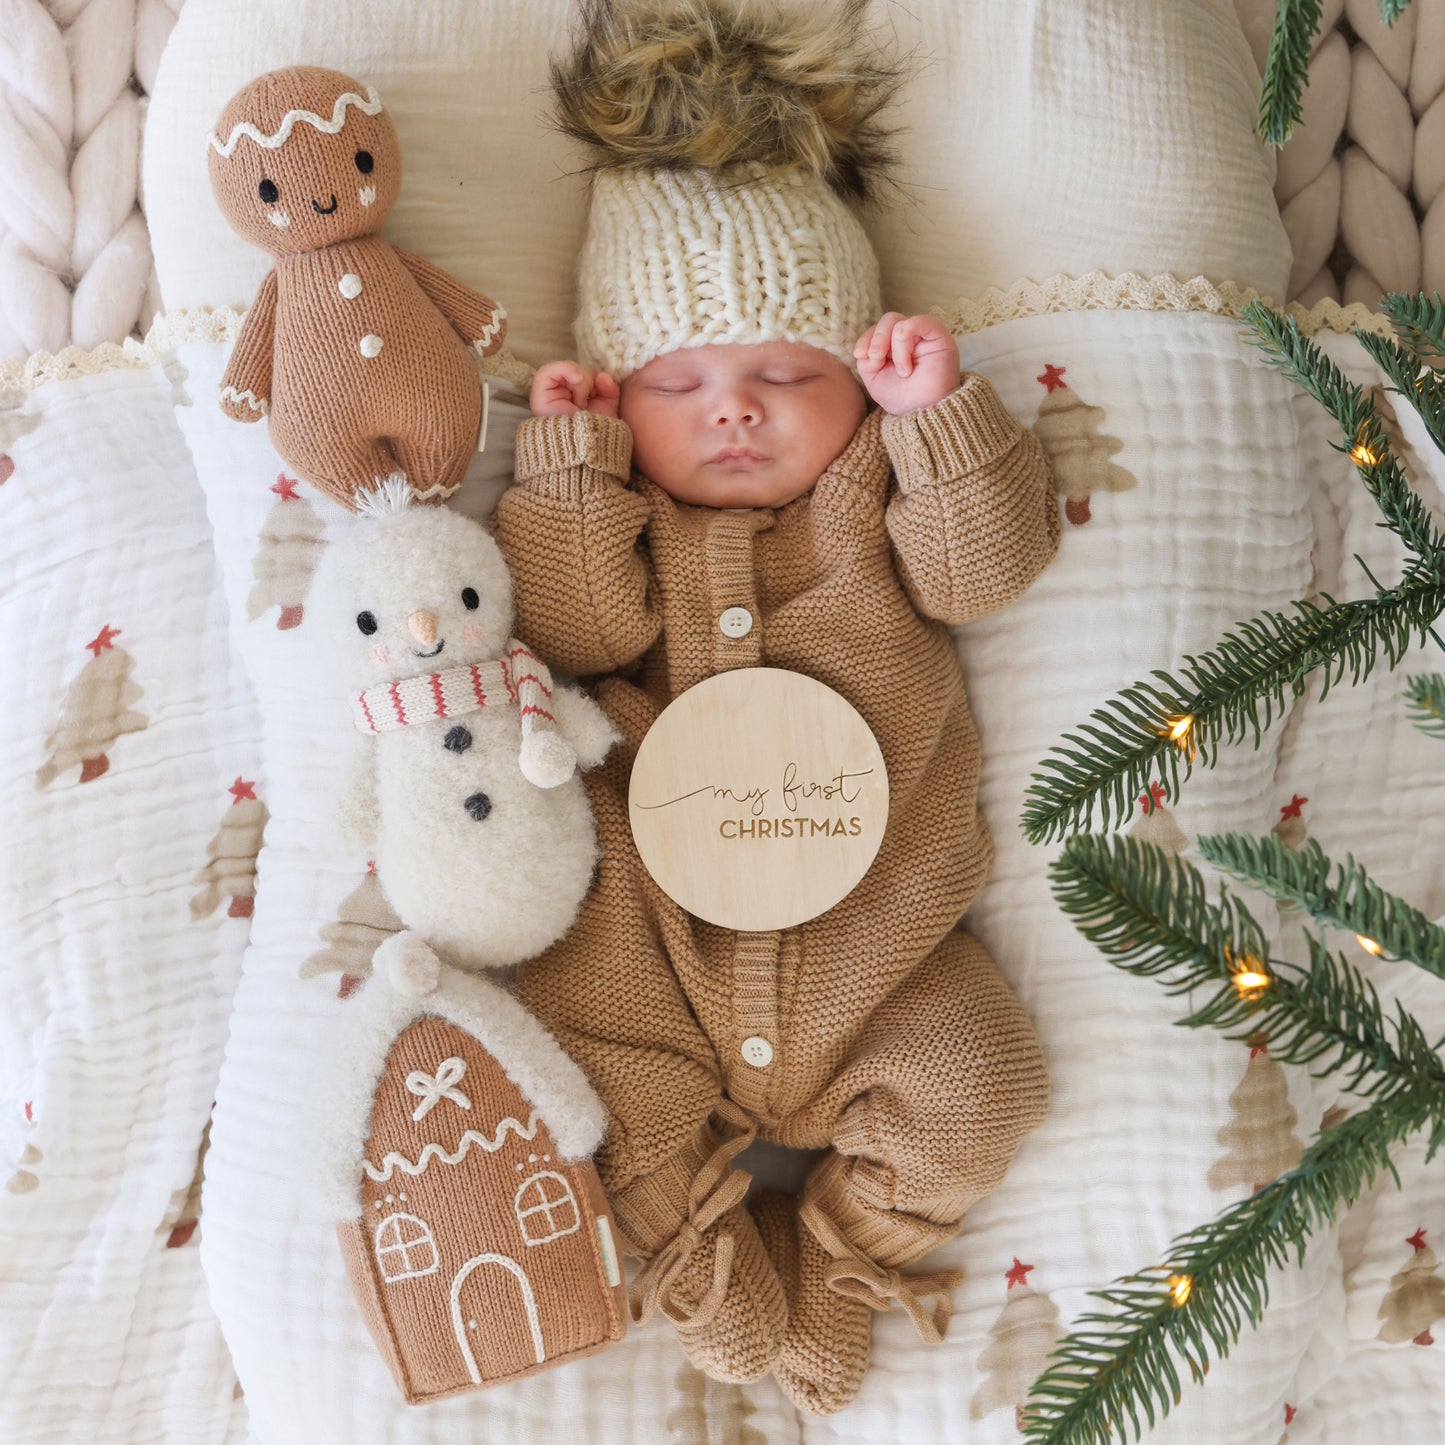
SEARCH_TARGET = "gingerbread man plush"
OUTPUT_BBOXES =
[207,66,506,510]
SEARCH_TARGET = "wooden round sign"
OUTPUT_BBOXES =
[628,668,889,931]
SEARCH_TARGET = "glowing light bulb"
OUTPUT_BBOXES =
[1349,442,1377,466]
[1168,1274,1193,1307]
[1230,953,1271,999]
[1357,935,1384,957]
[1161,714,1197,759]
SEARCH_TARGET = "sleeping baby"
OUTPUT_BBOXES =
[493,0,1060,1415]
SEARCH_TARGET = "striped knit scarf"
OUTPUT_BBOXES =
[351,640,557,750]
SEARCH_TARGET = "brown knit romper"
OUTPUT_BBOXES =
[494,373,1059,1399]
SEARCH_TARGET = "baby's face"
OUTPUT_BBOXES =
[618,341,867,509]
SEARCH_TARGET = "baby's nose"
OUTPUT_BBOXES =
[407,609,438,644]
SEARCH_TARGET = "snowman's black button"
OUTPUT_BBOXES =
[444,726,473,754]
[464,792,492,821]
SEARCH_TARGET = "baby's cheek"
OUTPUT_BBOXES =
[368,642,391,664]
[461,622,486,644]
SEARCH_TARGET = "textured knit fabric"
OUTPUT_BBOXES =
[493,372,1059,1397]
[575,165,880,379]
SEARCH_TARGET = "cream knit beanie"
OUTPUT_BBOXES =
[552,0,900,380]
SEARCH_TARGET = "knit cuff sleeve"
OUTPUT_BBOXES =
[880,373,1025,493]
[514,411,634,490]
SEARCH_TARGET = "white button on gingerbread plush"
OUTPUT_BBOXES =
[208,66,508,511]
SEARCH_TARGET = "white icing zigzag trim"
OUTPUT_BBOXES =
[207,87,384,158]
[363,1110,540,1182]
[218,384,268,414]
[471,303,507,352]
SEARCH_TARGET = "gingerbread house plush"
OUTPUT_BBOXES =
[315,946,626,1403]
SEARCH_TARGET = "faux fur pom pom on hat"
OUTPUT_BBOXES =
[553,0,904,379]
[550,0,904,202]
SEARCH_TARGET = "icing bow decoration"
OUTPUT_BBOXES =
[406,1055,472,1121]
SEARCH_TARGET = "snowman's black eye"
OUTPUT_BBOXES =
[356,611,378,635]
[354,150,374,175]
[461,587,479,610]
[258,178,278,204]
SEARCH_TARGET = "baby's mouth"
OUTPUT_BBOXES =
[412,640,445,658]
[312,194,338,214]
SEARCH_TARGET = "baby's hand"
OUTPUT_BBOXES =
[854,313,961,416]
[530,360,620,419]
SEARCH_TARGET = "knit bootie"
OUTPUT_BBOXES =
[752,1189,873,1415]
[613,1105,788,1383]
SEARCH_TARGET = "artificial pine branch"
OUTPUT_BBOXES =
[1241,301,1445,563]
[1258,2,1416,145]
[1405,673,1445,738]
[1355,329,1445,455]
[1021,1081,1440,1445]
[1259,0,1326,146]
[1380,290,1445,366]
[1021,578,1445,843]
[1195,833,1445,981]
[1050,836,1445,1096]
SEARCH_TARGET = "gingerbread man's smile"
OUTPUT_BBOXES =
[312,194,338,214]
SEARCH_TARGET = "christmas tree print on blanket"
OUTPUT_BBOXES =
[1273,794,1309,853]
[190,778,270,920]
[0,403,40,486]
[1207,1037,1304,1194]
[666,1362,767,1445]
[299,862,403,997]
[35,624,147,787]
[1031,364,1136,526]
[247,474,324,631]
[970,1257,1063,1428]
[5,1102,40,1195]
[1377,1228,1445,1346]
[1128,782,1189,855]
[161,1112,213,1248]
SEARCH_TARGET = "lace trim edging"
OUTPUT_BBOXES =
[0,278,1390,393]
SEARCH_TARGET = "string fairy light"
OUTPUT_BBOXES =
[1168,1274,1193,1307]
[1357,935,1384,957]
[1228,951,1271,1000]
[1161,713,1197,760]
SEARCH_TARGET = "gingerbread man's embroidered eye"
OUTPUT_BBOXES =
[354,150,374,174]
[356,611,379,635]
[257,178,278,204]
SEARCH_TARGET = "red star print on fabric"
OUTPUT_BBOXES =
[366,859,378,875]
[228,777,257,804]
[1407,1228,1428,1253]
[23,1101,32,1122]
[1139,782,1167,815]
[271,474,301,500]
[1037,363,1067,393]
[1284,1403,1298,1424]
[86,624,121,656]
[1005,1258,1034,1289]
[1279,795,1308,820]
[1250,1039,1270,1060]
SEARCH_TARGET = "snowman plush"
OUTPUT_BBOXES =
[314,482,620,977]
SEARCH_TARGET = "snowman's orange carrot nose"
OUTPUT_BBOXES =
[407,609,438,644]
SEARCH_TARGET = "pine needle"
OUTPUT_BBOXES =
[1405,673,1445,740]
[1259,0,1326,146]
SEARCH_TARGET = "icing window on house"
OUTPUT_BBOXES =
[514,1171,580,1245]
[374,1211,439,1281]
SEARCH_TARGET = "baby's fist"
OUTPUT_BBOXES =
[854,313,961,416]
[530,360,620,419]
